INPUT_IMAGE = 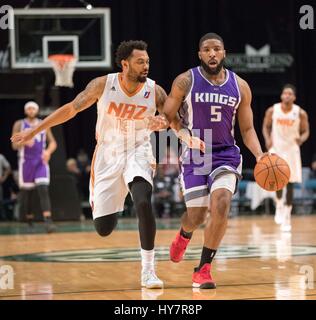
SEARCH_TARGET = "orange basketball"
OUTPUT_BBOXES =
[254,154,291,191]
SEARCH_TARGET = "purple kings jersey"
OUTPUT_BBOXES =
[179,67,242,174]
[19,119,46,160]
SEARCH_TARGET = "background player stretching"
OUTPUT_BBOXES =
[11,41,169,289]
[262,84,310,232]
[150,33,267,289]
[11,101,57,232]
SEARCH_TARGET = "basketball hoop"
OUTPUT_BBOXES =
[48,54,77,88]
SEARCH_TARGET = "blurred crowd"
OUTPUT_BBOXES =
[1,147,316,221]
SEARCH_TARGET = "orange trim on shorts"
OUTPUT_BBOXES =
[118,73,145,97]
[90,144,99,211]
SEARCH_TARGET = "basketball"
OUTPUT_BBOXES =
[254,154,291,191]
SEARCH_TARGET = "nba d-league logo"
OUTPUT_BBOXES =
[0,265,14,290]
[0,5,14,30]
[299,5,314,29]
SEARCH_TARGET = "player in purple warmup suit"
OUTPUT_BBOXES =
[11,101,57,233]
[149,33,267,288]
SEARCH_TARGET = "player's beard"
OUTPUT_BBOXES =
[137,74,147,83]
[127,72,147,83]
[201,58,225,75]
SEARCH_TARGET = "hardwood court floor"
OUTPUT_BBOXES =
[1,215,316,300]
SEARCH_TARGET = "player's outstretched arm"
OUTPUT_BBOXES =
[237,76,264,162]
[262,106,274,150]
[297,109,310,146]
[164,71,205,152]
[146,72,191,131]
[11,76,106,145]
[11,120,23,150]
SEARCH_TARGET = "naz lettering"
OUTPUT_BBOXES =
[107,102,147,119]
[277,119,295,126]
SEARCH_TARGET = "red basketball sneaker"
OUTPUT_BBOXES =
[170,231,190,262]
[192,263,216,289]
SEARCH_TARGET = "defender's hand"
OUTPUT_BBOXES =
[11,129,35,147]
[147,115,169,131]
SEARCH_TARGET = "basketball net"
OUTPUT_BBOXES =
[48,54,77,88]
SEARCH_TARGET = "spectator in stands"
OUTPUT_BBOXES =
[161,146,179,178]
[153,166,173,218]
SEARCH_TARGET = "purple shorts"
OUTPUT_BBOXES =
[179,145,242,204]
[19,158,50,189]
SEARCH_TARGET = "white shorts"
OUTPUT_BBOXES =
[270,147,302,183]
[184,172,238,208]
[89,142,156,219]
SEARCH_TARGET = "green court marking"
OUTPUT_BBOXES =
[0,219,181,235]
[2,245,316,263]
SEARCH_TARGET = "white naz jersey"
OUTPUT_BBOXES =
[96,73,156,149]
[270,103,302,183]
[271,103,301,151]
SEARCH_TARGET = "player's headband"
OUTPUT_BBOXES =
[24,101,39,112]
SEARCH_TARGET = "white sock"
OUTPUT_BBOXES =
[284,205,293,214]
[141,249,155,272]
[275,197,284,208]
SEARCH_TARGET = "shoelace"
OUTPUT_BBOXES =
[145,270,160,281]
[199,266,211,280]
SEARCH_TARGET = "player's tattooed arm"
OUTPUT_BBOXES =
[146,72,192,131]
[297,109,310,145]
[155,84,168,113]
[237,76,264,161]
[73,76,105,112]
[141,85,169,131]
[262,106,274,150]
[11,120,22,150]
[11,77,106,146]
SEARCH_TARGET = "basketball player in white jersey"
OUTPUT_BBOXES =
[263,84,310,232]
[11,40,169,289]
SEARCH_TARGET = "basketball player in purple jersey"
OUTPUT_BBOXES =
[150,33,267,288]
[11,101,57,233]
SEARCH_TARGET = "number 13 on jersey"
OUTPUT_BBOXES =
[210,106,222,122]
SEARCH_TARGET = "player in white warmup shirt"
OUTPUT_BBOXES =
[263,84,310,232]
[11,40,170,289]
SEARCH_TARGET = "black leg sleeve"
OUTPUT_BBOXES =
[36,185,52,212]
[129,177,156,251]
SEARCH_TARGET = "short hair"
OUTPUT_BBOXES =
[199,33,224,48]
[115,40,148,69]
[282,83,296,95]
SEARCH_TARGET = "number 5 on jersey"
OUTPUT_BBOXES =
[210,106,222,122]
